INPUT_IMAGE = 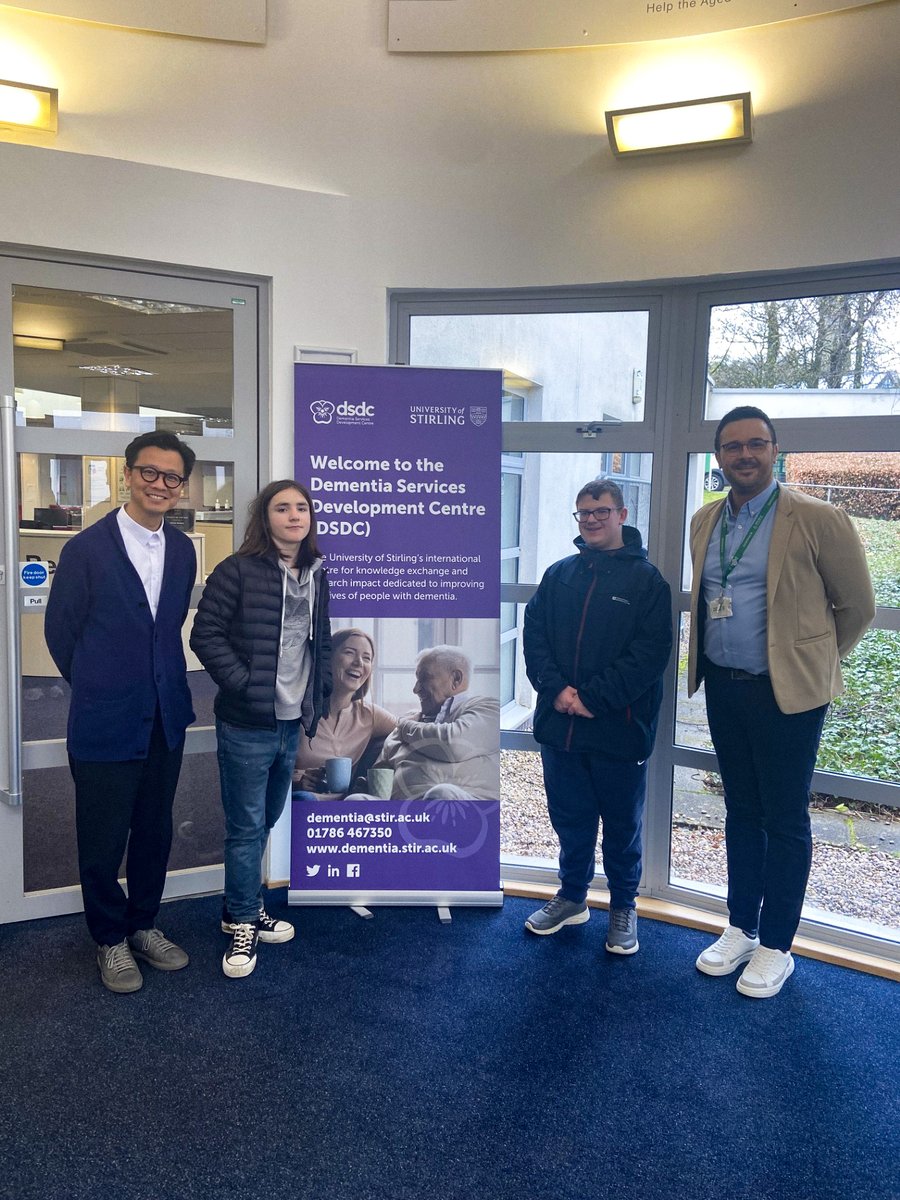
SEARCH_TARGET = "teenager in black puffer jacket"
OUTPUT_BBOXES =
[191,479,331,979]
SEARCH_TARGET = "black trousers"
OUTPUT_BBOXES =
[69,712,184,946]
[703,662,828,952]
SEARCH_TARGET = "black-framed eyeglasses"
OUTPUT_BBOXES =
[133,465,187,489]
[573,506,621,524]
[718,438,773,456]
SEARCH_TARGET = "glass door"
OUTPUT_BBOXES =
[0,253,262,923]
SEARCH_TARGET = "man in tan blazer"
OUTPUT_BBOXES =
[688,406,874,998]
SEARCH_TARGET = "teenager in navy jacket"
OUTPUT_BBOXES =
[191,479,331,980]
[44,432,197,994]
[522,478,672,955]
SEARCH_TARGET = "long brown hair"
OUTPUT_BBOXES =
[237,479,320,568]
[331,628,376,701]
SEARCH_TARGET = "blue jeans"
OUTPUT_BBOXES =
[541,744,647,909]
[216,717,301,923]
[703,663,828,952]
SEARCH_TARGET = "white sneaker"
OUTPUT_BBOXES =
[736,946,795,998]
[696,925,760,976]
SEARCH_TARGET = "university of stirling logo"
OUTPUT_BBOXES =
[469,406,488,427]
[310,400,335,424]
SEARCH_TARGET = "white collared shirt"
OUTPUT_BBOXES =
[117,505,166,619]
[435,691,470,724]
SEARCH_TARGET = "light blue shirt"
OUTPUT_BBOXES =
[701,480,778,676]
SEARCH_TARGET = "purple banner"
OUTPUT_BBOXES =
[290,363,502,905]
[290,797,501,893]
[294,363,502,618]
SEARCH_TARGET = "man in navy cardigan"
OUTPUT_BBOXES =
[45,432,198,993]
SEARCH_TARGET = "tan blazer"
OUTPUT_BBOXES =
[687,486,875,715]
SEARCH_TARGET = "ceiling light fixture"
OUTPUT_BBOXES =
[13,335,65,351]
[0,79,58,133]
[606,92,752,158]
[87,294,219,315]
[77,365,156,377]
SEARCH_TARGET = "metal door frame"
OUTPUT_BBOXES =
[0,246,269,924]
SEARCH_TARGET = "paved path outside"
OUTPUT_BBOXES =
[675,679,899,854]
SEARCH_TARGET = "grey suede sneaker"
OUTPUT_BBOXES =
[525,895,590,935]
[605,907,639,955]
[128,928,189,971]
[97,940,143,993]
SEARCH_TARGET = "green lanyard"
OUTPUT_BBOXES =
[718,486,778,590]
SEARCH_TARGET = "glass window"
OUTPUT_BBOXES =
[410,310,651,422]
[676,620,900,787]
[501,470,521,549]
[682,452,900,607]
[22,753,224,892]
[706,288,900,419]
[501,746,556,865]
[13,285,234,435]
[669,767,900,937]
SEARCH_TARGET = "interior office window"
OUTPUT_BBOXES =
[13,285,234,436]
[705,288,900,420]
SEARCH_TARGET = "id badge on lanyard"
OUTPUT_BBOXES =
[709,487,777,622]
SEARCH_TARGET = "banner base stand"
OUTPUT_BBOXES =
[344,902,458,923]
[288,889,503,910]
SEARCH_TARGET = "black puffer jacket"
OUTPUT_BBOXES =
[190,551,331,735]
[523,527,672,762]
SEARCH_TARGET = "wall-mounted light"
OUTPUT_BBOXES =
[606,93,752,158]
[0,79,58,133]
[13,335,65,351]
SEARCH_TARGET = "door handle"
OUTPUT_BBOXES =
[0,394,23,805]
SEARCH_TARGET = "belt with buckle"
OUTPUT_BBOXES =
[706,662,768,682]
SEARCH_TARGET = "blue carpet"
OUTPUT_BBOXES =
[0,893,897,1200]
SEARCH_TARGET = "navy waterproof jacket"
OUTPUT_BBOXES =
[523,527,673,762]
[190,550,332,736]
[44,509,196,761]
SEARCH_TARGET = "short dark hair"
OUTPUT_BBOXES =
[331,628,376,701]
[238,479,321,568]
[575,477,625,510]
[124,431,196,477]
[714,406,777,452]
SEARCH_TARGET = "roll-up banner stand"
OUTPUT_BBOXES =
[289,363,503,913]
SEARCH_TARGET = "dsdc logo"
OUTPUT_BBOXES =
[310,400,335,424]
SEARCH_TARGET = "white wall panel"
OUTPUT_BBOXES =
[1,0,266,43]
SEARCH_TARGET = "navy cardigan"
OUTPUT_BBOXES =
[44,510,196,761]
